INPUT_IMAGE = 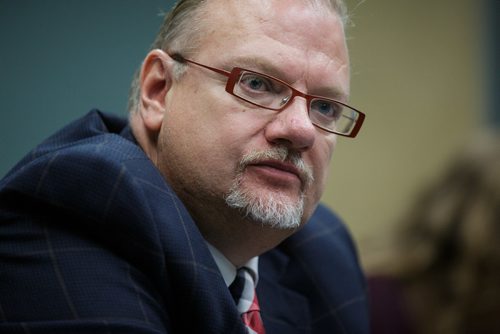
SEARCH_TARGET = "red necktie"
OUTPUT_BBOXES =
[229,267,266,334]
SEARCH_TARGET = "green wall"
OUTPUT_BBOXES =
[0,0,173,177]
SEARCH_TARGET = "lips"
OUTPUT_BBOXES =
[247,159,304,186]
[237,147,314,190]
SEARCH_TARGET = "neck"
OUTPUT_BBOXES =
[182,192,297,267]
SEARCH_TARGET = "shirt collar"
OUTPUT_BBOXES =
[206,242,259,287]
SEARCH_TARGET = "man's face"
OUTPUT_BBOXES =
[156,0,350,229]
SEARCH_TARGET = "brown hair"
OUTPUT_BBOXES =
[388,133,500,333]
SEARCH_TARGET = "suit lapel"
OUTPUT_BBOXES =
[258,249,312,334]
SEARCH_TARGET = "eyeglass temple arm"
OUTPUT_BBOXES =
[170,53,231,78]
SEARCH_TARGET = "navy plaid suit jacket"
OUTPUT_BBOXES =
[0,110,369,333]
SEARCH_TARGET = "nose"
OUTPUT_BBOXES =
[264,98,316,151]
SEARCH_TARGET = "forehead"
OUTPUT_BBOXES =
[195,0,350,96]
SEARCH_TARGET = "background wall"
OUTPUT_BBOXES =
[0,0,171,175]
[0,0,495,270]
[332,0,491,269]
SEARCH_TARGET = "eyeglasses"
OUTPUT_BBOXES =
[170,54,365,138]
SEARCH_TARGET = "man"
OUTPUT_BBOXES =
[0,0,368,333]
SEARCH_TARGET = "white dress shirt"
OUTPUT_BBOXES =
[206,242,259,287]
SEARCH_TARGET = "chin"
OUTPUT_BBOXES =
[225,186,305,230]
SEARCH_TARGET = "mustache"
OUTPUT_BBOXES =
[238,146,314,188]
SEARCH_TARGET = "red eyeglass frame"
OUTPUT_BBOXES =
[170,53,365,138]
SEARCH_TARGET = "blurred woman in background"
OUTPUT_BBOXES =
[369,132,500,334]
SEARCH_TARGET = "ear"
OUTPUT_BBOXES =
[139,49,174,134]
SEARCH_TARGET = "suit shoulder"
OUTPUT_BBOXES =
[305,203,356,249]
[0,110,172,226]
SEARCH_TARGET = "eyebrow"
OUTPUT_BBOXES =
[226,55,349,102]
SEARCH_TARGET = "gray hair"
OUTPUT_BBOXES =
[127,0,348,114]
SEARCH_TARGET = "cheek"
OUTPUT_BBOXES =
[308,137,336,199]
[161,97,256,182]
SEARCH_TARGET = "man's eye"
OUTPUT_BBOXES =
[311,100,342,119]
[240,74,271,92]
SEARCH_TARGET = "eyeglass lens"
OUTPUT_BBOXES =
[233,70,359,135]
